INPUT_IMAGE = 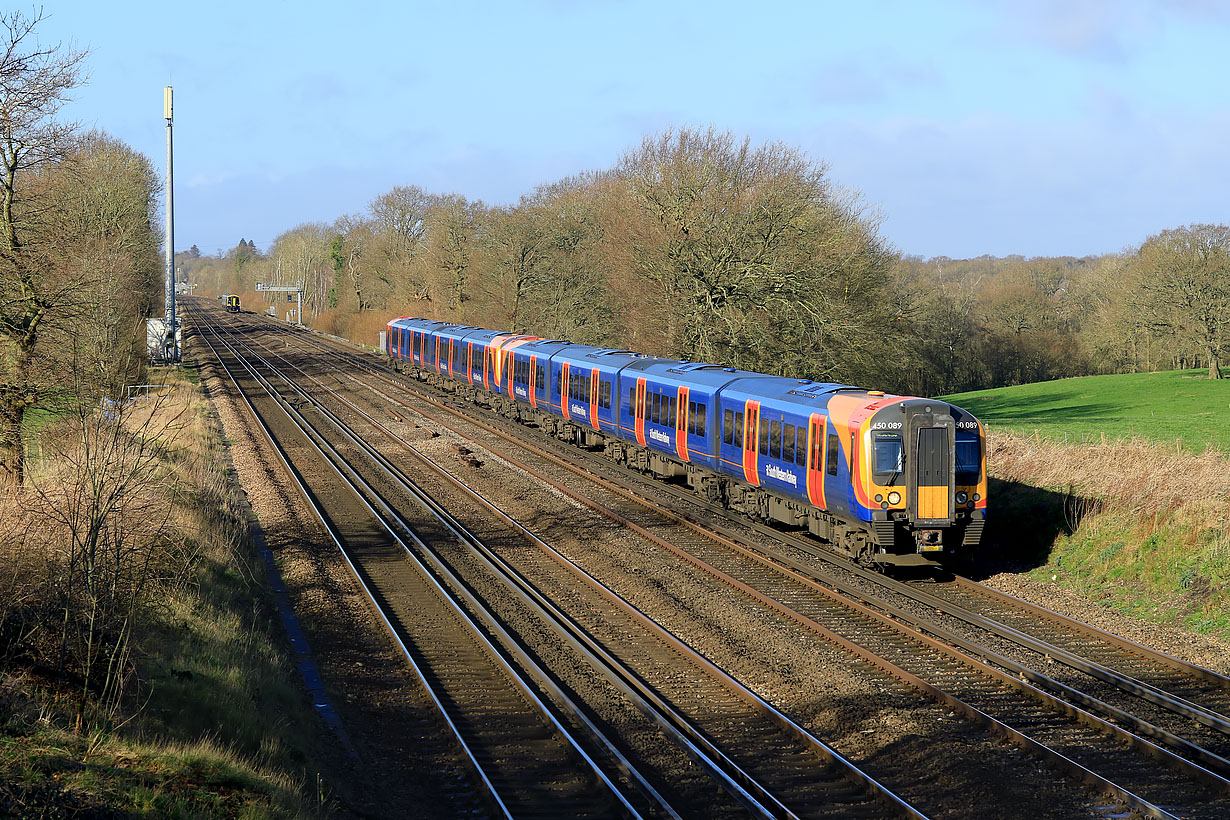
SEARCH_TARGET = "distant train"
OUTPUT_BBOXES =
[386,317,987,565]
[225,295,241,313]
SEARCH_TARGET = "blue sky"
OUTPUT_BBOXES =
[38,0,1230,258]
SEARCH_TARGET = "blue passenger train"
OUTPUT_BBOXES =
[386,316,987,564]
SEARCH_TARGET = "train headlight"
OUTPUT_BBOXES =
[874,494,883,503]
[956,491,968,504]
[973,493,980,502]
[888,491,901,505]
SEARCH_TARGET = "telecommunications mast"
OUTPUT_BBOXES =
[163,85,179,363]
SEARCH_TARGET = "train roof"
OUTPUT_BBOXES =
[553,346,654,369]
[626,359,769,389]
[389,316,455,331]
[720,376,899,408]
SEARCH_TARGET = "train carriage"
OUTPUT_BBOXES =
[433,325,479,383]
[617,360,747,474]
[712,380,987,559]
[387,317,458,372]
[551,347,641,442]
[507,339,563,410]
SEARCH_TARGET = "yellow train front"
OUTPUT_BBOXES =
[225,294,241,313]
[714,380,986,566]
[848,396,987,563]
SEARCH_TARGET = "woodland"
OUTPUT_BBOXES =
[188,127,1230,398]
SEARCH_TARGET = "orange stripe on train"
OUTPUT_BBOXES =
[675,386,689,462]
[742,400,760,486]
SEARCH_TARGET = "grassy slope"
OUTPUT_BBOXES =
[0,372,326,819]
[942,371,1230,638]
[942,369,1230,451]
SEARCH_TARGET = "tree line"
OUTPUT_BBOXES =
[0,10,174,733]
[188,137,1229,399]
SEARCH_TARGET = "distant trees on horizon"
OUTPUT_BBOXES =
[183,129,1230,395]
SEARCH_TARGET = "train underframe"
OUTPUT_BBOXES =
[412,366,979,565]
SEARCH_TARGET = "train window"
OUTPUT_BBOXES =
[650,392,659,424]
[734,411,744,448]
[770,421,782,459]
[782,423,795,463]
[723,410,734,445]
[795,426,807,466]
[536,365,545,390]
[695,403,706,437]
[956,433,980,483]
[668,396,677,427]
[826,433,840,475]
[759,419,769,456]
[872,432,904,477]
[602,381,611,409]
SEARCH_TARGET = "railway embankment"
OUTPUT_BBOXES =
[972,429,1230,649]
[0,370,328,818]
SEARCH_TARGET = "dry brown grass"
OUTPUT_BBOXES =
[0,371,324,816]
[988,430,1230,635]
[990,430,1230,514]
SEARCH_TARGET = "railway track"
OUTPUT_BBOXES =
[192,310,654,819]
[188,302,926,820]
[187,302,1230,820]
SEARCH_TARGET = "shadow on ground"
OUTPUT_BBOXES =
[955,477,1102,581]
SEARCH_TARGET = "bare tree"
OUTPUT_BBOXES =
[1136,224,1230,379]
[614,126,897,381]
[0,9,87,485]
[26,366,186,730]
[368,184,433,256]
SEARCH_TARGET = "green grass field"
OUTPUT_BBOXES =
[941,369,1230,451]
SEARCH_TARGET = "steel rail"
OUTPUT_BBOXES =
[251,310,1230,736]
[218,307,1209,819]
[215,308,928,820]
[205,302,1230,816]
[190,307,656,820]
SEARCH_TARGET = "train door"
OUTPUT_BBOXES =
[529,355,539,407]
[806,414,826,508]
[589,368,600,429]
[742,401,760,486]
[560,362,570,419]
[675,386,689,461]
[634,378,646,446]
[506,350,516,398]
[914,427,950,521]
